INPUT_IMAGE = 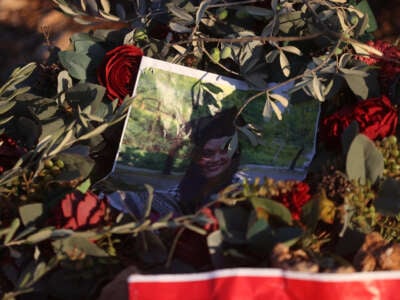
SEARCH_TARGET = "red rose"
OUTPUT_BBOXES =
[318,105,355,150]
[53,191,107,230]
[272,181,312,221]
[353,95,398,140]
[0,134,27,174]
[97,45,143,105]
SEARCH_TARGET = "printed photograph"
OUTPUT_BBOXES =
[114,57,320,187]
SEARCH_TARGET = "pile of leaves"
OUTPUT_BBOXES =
[1,0,400,299]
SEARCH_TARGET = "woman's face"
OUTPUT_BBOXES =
[197,136,232,179]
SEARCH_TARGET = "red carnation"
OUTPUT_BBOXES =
[53,191,107,231]
[272,181,312,221]
[318,105,355,150]
[0,134,27,174]
[319,95,398,150]
[353,95,398,140]
[97,45,143,105]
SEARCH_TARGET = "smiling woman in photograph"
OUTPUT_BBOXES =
[107,107,249,218]
[175,107,247,214]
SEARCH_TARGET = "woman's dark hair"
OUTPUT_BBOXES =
[178,107,244,214]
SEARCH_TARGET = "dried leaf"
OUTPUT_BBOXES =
[169,22,192,33]
[80,0,87,11]
[196,0,209,25]
[312,75,324,101]
[100,0,111,13]
[167,4,194,23]
[227,131,238,158]
[98,9,120,21]
[270,100,282,120]
[57,70,73,95]
[53,1,78,15]
[281,46,302,56]
[269,93,289,107]
[351,41,383,57]
[279,51,290,77]
[265,50,279,63]
[262,96,272,121]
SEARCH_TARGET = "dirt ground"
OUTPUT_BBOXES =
[0,0,399,83]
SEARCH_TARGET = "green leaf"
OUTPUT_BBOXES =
[77,178,91,193]
[0,62,36,96]
[0,101,16,115]
[356,0,377,32]
[65,83,106,114]
[250,197,293,225]
[221,46,232,60]
[4,218,20,244]
[201,82,223,94]
[274,227,302,246]
[375,179,400,215]
[167,4,194,23]
[4,86,31,102]
[214,206,250,244]
[55,152,95,181]
[265,50,279,63]
[58,51,91,81]
[246,218,269,240]
[195,0,209,25]
[279,11,304,34]
[346,134,384,184]
[237,125,258,146]
[243,6,273,18]
[26,228,53,244]
[111,222,137,234]
[52,236,109,257]
[19,203,43,226]
[33,261,48,283]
